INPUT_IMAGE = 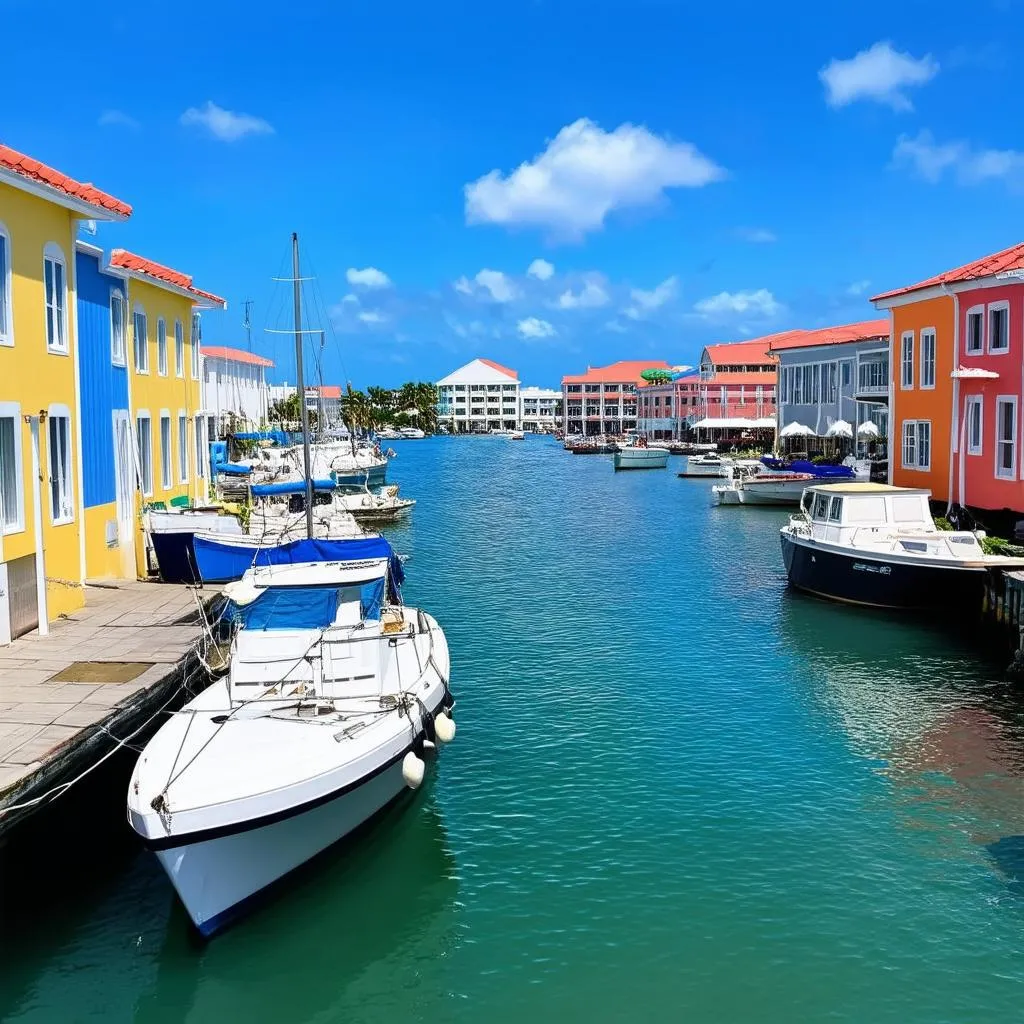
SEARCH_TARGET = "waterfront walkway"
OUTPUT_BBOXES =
[0,580,211,835]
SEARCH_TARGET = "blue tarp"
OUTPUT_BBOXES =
[249,479,335,496]
[227,578,387,630]
[761,456,854,479]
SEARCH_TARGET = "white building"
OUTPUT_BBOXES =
[519,386,561,431]
[437,358,520,432]
[202,346,273,438]
[266,382,346,431]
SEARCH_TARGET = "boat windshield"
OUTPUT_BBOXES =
[226,580,386,630]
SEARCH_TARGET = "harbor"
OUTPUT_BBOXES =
[3,437,1024,1022]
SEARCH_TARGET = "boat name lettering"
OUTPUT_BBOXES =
[852,562,891,575]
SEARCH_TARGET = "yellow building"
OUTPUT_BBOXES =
[107,250,226,577]
[0,145,131,639]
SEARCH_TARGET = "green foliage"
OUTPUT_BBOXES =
[267,392,317,430]
[934,517,952,531]
[342,381,439,433]
[981,535,1024,557]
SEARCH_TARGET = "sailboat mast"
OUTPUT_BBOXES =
[292,232,315,540]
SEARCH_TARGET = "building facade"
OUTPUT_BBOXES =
[772,319,891,454]
[437,358,520,432]
[202,346,273,436]
[562,360,669,436]
[875,243,1024,515]
[519,386,561,431]
[636,372,701,439]
[0,145,131,639]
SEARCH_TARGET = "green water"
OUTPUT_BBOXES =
[3,436,1024,1022]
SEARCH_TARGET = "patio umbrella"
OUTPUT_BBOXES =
[780,421,813,438]
[825,419,853,438]
[857,421,880,438]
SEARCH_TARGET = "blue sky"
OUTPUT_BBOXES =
[5,0,1024,388]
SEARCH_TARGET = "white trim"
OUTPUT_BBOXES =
[46,403,74,525]
[114,267,226,308]
[69,245,86,582]
[919,327,936,389]
[900,418,931,471]
[135,410,153,497]
[174,318,184,378]
[159,410,172,490]
[0,402,25,535]
[964,304,984,356]
[966,395,983,456]
[996,394,1018,480]
[190,312,201,380]
[110,287,127,366]
[0,221,12,348]
[900,330,914,389]
[132,302,149,374]
[177,409,189,483]
[0,167,129,221]
[156,317,168,376]
[988,300,1010,354]
[43,242,69,355]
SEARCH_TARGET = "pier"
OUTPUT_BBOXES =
[0,580,213,838]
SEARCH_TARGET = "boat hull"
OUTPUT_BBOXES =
[613,448,670,470]
[150,531,200,584]
[779,531,987,611]
[679,462,729,478]
[736,477,812,506]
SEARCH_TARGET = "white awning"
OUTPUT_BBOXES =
[780,421,814,438]
[691,417,775,429]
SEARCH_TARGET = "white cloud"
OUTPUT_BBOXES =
[474,269,518,303]
[346,266,392,289]
[454,276,473,295]
[180,100,274,142]
[604,320,629,333]
[341,293,359,305]
[517,317,556,339]
[527,258,555,281]
[464,118,725,238]
[846,279,872,296]
[624,276,678,319]
[358,310,385,324]
[694,288,781,319]
[98,109,139,130]
[558,280,610,309]
[736,227,776,243]
[819,41,938,112]
[892,130,1024,185]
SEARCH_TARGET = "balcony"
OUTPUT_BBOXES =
[857,360,889,397]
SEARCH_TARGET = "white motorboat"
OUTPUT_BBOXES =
[396,426,425,440]
[780,483,1024,610]
[714,466,815,506]
[679,452,733,478]
[335,484,416,524]
[508,430,525,441]
[613,432,670,470]
[127,555,454,936]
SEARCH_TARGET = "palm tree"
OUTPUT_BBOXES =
[367,386,395,422]
[341,387,371,436]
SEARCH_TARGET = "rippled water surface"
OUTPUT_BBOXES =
[4,436,1024,1023]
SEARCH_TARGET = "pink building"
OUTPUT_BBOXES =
[562,360,670,436]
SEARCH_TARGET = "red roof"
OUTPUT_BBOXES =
[307,385,342,400]
[110,249,226,306]
[769,318,889,351]
[562,360,671,385]
[703,335,794,365]
[0,143,132,218]
[202,345,273,368]
[478,358,517,379]
[872,243,1024,302]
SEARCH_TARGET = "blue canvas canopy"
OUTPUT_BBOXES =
[227,578,387,630]
[249,479,336,497]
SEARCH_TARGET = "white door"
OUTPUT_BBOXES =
[112,410,136,578]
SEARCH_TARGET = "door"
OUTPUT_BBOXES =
[112,410,136,578]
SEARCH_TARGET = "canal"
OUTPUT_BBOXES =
[2,435,1024,1022]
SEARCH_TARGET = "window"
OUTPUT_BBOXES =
[194,415,206,479]
[812,365,820,403]
[966,395,983,456]
[902,421,917,469]
[966,306,984,355]
[828,496,843,522]
[178,414,189,482]
[44,244,67,353]
[47,407,73,523]
[812,493,830,520]
[0,404,24,533]
[134,306,149,372]
[160,414,172,488]
[170,319,183,377]
[827,364,837,403]
[840,361,851,386]
[920,329,936,389]
[190,313,201,379]
[136,414,153,496]
[157,319,167,376]
[917,421,931,470]
[989,302,1010,353]
[110,290,126,365]
[0,223,11,347]
[900,332,914,388]
[996,397,1017,479]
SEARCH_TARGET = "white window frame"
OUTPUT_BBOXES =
[996,395,1018,480]
[900,331,914,389]
[157,318,168,376]
[194,414,207,480]
[109,288,126,366]
[916,420,931,471]
[901,421,917,470]
[47,403,74,525]
[133,303,149,373]
[988,301,1010,355]
[159,411,172,490]
[965,304,984,355]
[43,242,68,355]
[0,401,25,534]
[0,221,12,348]
[190,313,201,380]
[966,395,983,456]
[136,411,153,497]
[177,411,189,483]
[919,328,936,389]
[174,319,184,378]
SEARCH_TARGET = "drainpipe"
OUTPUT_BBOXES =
[944,285,960,515]
[26,413,48,636]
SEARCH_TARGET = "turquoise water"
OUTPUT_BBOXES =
[3,436,1024,1022]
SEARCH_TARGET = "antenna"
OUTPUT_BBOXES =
[242,299,254,351]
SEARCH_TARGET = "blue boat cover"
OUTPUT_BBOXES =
[227,578,387,630]
[216,462,253,477]
[760,456,854,479]
[249,479,336,496]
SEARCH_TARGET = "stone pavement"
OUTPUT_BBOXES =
[0,580,213,826]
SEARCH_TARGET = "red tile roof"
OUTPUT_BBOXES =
[562,360,671,385]
[768,318,890,351]
[0,143,132,218]
[872,243,1024,302]
[202,345,273,368]
[703,334,800,365]
[306,385,342,400]
[110,249,226,306]
[478,358,518,379]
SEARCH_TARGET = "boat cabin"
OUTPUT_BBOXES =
[799,483,943,541]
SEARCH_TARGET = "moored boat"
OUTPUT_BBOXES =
[679,452,732,478]
[148,508,245,584]
[612,432,669,470]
